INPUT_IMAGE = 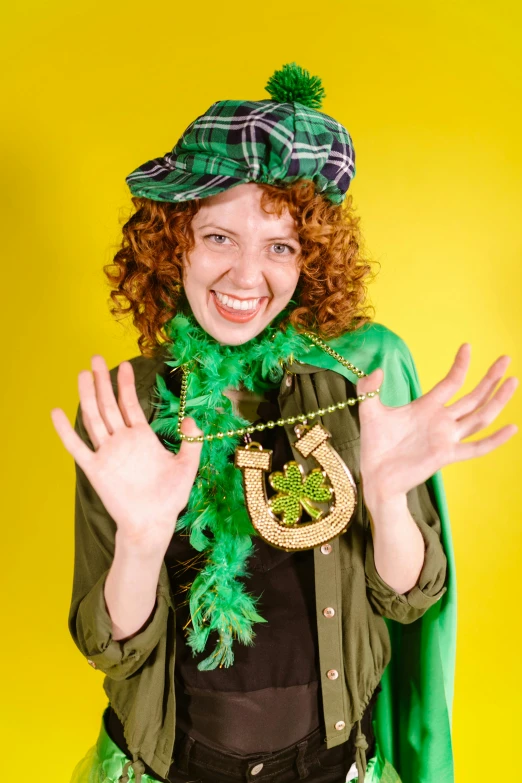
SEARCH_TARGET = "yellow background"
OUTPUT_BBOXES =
[2,1,520,781]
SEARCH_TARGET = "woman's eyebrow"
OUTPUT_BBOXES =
[197,224,299,242]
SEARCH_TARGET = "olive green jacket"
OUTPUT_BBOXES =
[68,327,449,781]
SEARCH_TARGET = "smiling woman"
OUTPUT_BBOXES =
[53,62,471,783]
[103,178,377,354]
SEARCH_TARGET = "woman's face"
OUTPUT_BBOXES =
[181,183,301,345]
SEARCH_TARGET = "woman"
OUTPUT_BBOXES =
[51,64,518,783]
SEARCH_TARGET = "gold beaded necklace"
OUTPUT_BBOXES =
[176,331,380,443]
[175,331,381,551]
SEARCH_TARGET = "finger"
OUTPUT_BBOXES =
[450,355,511,419]
[91,355,126,434]
[453,423,518,461]
[50,408,96,472]
[456,376,519,440]
[423,344,472,405]
[176,417,204,476]
[117,361,149,427]
[78,369,112,449]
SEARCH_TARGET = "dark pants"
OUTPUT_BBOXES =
[166,725,370,783]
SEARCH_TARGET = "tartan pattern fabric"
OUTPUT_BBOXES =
[126,99,356,205]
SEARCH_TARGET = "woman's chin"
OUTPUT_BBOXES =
[209,320,269,346]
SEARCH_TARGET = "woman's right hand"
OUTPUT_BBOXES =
[51,355,204,555]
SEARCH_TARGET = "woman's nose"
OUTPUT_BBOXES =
[226,252,265,290]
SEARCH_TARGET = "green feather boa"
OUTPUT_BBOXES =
[150,308,312,670]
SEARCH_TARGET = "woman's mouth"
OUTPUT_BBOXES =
[210,290,268,322]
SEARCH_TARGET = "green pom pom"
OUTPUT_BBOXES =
[264,62,326,109]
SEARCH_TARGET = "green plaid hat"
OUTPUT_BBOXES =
[125,63,356,206]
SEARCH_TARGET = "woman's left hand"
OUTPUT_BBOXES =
[356,344,519,502]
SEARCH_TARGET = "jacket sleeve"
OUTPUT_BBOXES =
[67,366,172,681]
[364,477,448,624]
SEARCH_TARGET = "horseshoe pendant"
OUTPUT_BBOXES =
[234,422,357,551]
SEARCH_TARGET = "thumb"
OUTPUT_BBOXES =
[356,367,383,400]
[177,416,204,472]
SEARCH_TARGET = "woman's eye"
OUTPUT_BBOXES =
[272,243,295,256]
[206,234,229,244]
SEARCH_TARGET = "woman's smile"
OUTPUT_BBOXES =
[210,289,270,323]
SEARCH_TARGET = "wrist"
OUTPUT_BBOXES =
[362,484,409,520]
[115,528,172,563]
[360,466,406,507]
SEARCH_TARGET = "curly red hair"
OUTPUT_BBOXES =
[103,179,380,357]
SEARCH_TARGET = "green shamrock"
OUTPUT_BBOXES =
[268,462,332,526]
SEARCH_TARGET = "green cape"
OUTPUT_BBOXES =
[297,321,456,783]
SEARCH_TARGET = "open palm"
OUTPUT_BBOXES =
[356,344,519,500]
[51,356,203,553]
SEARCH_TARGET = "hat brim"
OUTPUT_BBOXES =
[126,159,345,206]
[126,160,256,203]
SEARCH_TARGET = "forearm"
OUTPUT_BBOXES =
[104,531,170,641]
[364,490,426,594]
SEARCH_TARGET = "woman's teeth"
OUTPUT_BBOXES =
[214,291,261,311]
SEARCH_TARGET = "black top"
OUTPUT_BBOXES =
[105,375,381,779]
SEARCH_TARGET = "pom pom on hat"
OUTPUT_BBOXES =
[264,62,326,109]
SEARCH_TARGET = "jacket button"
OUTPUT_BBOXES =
[327,669,339,680]
[323,607,335,618]
[251,763,264,775]
[87,659,97,669]
[320,543,332,555]
[285,375,293,387]
[335,720,346,731]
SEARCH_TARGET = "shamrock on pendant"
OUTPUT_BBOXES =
[268,461,332,526]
